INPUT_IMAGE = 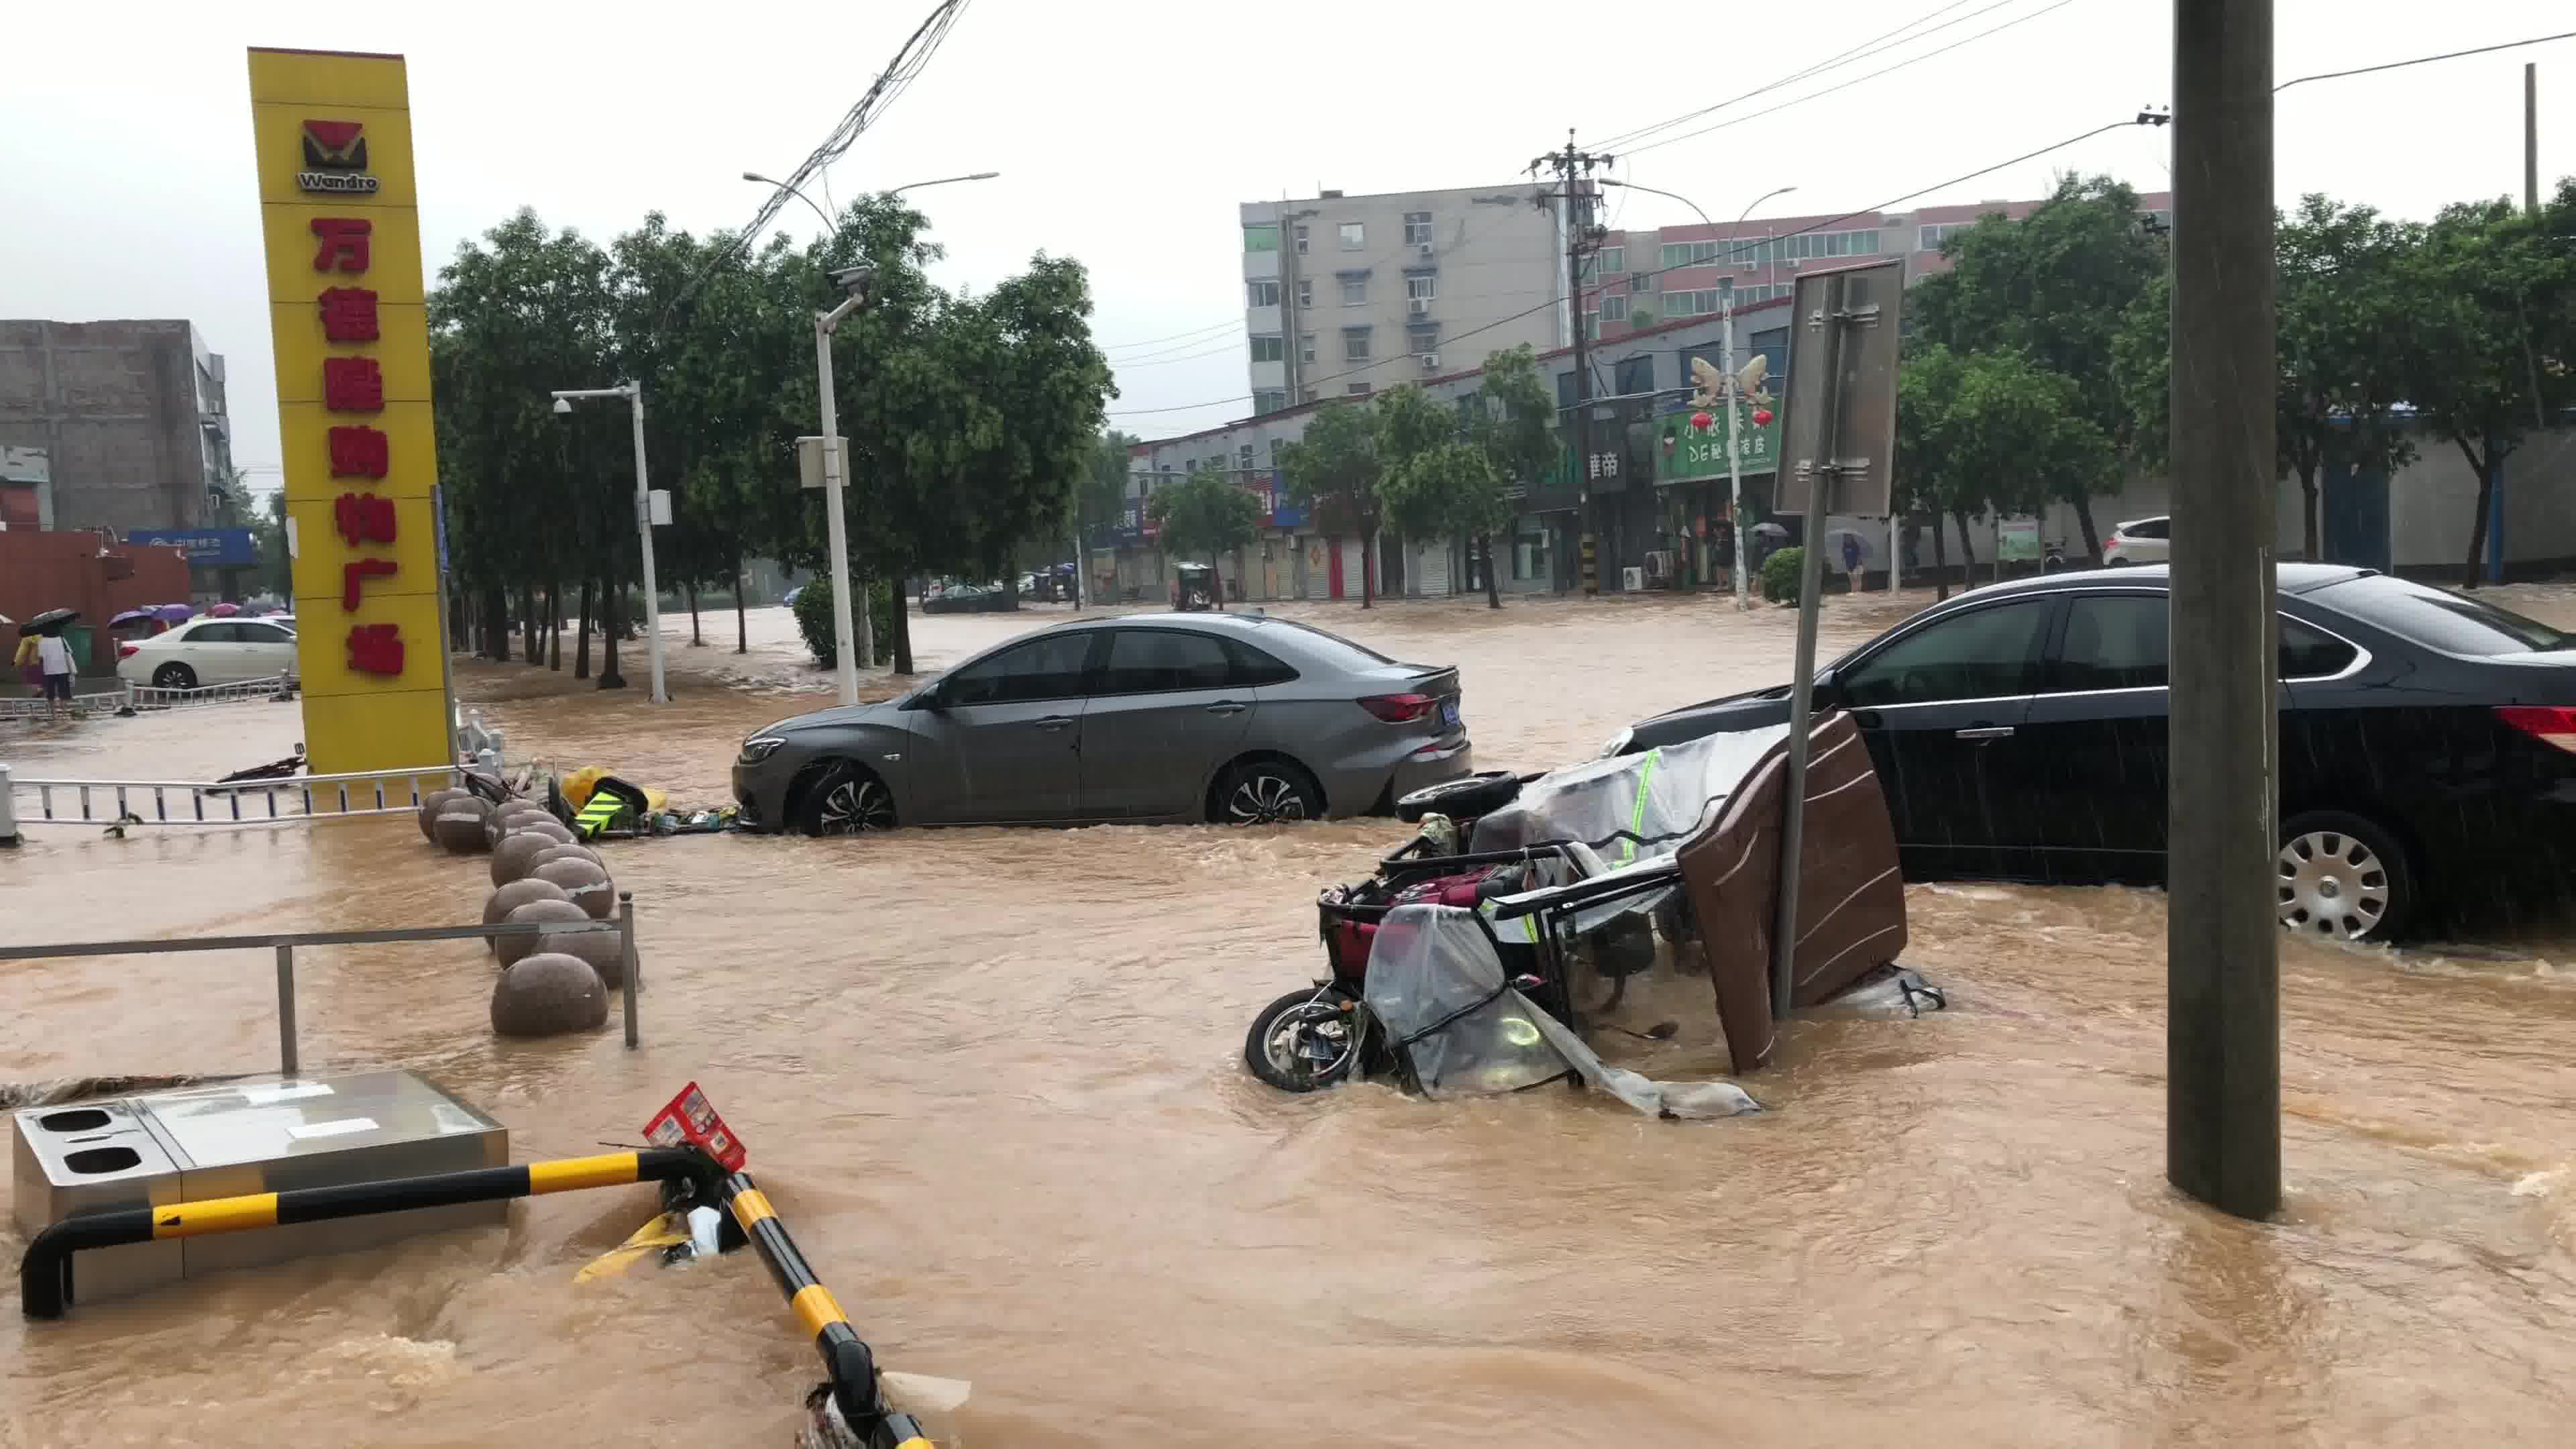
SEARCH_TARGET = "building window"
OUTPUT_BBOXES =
[1295,277,1313,308]
[1340,276,1367,306]
[1339,221,1364,249]
[1346,383,1373,397]
[1614,355,1655,395]
[1601,294,1627,322]
[1254,388,1288,415]
[1582,312,1601,340]
[1630,272,1652,293]
[1293,222,1309,254]
[1343,327,1372,363]
[1407,325,1439,357]
[1248,279,1280,308]
[1249,334,1285,363]
[1596,245,1624,274]
[1405,274,1436,303]
[1299,333,1317,364]
[1238,443,1256,472]
[1403,211,1433,246]
[1918,223,1953,251]
[1185,458,1198,472]
[1244,224,1279,252]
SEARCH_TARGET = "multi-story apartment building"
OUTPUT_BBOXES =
[1239,185,1562,416]
[1573,191,2171,339]
[0,318,235,535]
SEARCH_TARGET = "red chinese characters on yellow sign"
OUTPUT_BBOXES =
[313,212,399,673]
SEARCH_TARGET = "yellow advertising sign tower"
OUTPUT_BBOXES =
[247,47,452,773]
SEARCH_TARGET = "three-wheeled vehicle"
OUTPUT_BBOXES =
[1244,712,1935,1114]
[1171,561,1219,612]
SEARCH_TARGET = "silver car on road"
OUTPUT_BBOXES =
[732,612,1473,833]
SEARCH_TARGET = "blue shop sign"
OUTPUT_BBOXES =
[126,527,259,567]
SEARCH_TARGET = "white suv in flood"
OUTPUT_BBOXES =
[2102,515,2171,566]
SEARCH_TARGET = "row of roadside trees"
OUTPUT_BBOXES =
[1136,344,1561,610]
[425,195,1115,680]
[1901,174,2576,594]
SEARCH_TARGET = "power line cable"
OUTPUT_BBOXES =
[1623,0,2084,158]
[1595,0,2000,152]
[2273,29,2575,92]
[1110,114,2148,420]
[1102,318,1242,352]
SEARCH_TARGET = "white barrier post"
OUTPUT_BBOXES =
[0,763,19,848]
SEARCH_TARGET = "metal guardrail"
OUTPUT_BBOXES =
[0,676,294,725]
[1,761,460,832]
[120,674,297,712]
[0,893,647,1071]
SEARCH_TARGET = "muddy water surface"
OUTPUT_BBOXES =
[6,587,2576,1446]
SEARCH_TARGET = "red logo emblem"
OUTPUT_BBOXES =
[301,120,368,170]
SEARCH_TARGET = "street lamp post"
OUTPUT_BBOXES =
[551,384,667,703]
[743,169,999,702]
[1605,180,1795,609]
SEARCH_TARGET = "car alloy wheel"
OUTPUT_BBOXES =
[2277,828,2390,939]
[1228,771,1308,825]
[814,776,896,835]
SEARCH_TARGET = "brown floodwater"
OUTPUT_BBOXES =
[7,585,2576,1446]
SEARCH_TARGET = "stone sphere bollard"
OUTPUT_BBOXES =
[490,953,608,1037]
[549,912,629,988]
[511,816,578,848]
[496,898,591,968]
[431,796,496,854]
[485,802,554,849]
[532,857,615,919]
[530,842,602,872]
[489,831,560,888]
[482,878,573,956]
[417,788,467,844]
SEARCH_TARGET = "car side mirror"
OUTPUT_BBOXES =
[914,684,947,711]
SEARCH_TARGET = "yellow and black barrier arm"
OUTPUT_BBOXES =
[718,1171,930,1449]
[19,1147,720,1320]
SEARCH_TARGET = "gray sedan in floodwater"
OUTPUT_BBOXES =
[731,612,1474,833]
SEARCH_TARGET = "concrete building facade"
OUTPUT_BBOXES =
[0,319,235,535]
[1240,185,1562,416]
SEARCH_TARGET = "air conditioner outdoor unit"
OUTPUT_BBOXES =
[1417,242,1434,259]
[1621,566,1646,592]
[1418,352,1441,370]
[1407,299,1430,316]
[1644,550,1674,587]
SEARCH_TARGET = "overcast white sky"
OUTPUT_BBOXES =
[3,0,2567,478]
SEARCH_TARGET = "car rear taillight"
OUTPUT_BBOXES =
[1358,692,1435,723]
[2498,706,2576,754]
[117,643,138,658]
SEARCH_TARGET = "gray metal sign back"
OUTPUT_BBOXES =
[1776,259,1905,517]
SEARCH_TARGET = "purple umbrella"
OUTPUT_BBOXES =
[153,604,193,625]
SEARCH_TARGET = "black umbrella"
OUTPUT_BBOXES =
[18,608,76,637]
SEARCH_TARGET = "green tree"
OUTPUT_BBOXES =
[1075,429,1140,608]
[2273,197,2420,561]
[1911,175,2165,559]
[1373,379,1516,609]
[1146,471,1263,608]
[2393,193,2576,586]
[1275,400,1382,607]
[1898,345,2112,596]
[1464,345,1560,607]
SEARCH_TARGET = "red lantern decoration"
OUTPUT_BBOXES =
[1751,407,1774,427]
[1690,411,1713,431]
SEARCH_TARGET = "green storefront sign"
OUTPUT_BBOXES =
[1653,407,1779,483]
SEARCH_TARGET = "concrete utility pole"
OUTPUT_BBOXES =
[1534,133,1611,593]
[2167,0,2281,1222]
[2528,63,2541,216]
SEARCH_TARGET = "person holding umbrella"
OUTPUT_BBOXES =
[17,610,78,721]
